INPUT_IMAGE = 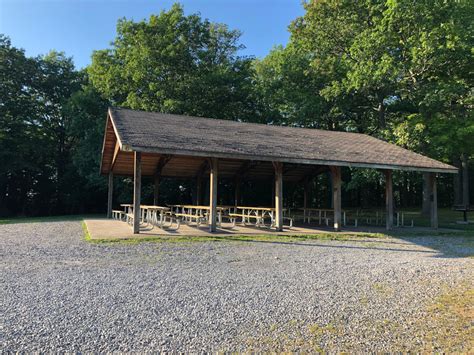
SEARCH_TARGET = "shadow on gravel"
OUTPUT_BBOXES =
[217,236,438,255]
[390,234,474,259]
[217,233,474,259]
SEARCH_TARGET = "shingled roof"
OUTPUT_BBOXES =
[102,107,457,174]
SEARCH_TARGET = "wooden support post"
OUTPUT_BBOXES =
[303,178,309,209]
[153,155,171,206]
[330,166,342,231]
[209,158,218,232]
[271,176,276,208]
[273,162,283,231]
[429,173,438,229]
[107,171,113,218]
[384,170,394,230]
[196,175,202,205]
[153,174,160,206]
[195,159,208,206]
[234,177,241,206]
[462,153,470,207]
[303,178,310,223]
[422,172,431,216]
[133,152,142,234]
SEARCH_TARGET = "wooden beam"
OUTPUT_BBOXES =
[133,152,142,234]
[196,159,209,177]
[329,166,342,231]
[234,160,260,178]
[429,173,438,229]
[209,158,218,232]
[110,141,120,171]
[195,159,208,206]
[130,146,458,174]
[156,155,172,173]
[384,170,394,230]
[273,162,283,231]
[298,165,329,183]
[283,165,297,175]
[153,155,172,205]
[303,178,310,209]
[107,171,113,218]
[153,175,160,206]
[234,176,241,206]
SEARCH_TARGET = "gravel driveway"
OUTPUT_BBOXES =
[1,221,473,352]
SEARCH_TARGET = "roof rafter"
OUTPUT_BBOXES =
[155,154,172,176]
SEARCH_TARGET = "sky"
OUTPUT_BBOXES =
[0,0,305,69]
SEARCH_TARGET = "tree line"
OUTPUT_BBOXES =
[1,1,472,217]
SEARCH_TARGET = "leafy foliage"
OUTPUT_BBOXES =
[88,4,257,121]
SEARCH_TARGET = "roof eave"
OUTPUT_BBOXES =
[99,108,127,175]
[129,145,458,174]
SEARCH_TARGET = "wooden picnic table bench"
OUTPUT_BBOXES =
[231,206,292,229]
[140,205,180,229]
[118,204,180,229]
[453,205,473,223]
[112,210,125,221]
[174,212,207,226]
[298,208,345,226]
[168,204,230,226]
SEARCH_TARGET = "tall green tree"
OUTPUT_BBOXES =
[89,4,257,121]
[0,35,42,215]
[254,44,331,127]
[256,0,473,208]
[35,52,83,211]
[0,35,104,216]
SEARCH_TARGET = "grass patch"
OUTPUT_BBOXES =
[239,284,474,352]
[82,221,92,241]
[420,285,474,352]
[84,231,389,245]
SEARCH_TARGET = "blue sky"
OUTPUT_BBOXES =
[0,0,305,69]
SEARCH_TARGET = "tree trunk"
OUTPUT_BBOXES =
[461,153,470,207]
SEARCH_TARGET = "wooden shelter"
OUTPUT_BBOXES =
[101,107,457,234]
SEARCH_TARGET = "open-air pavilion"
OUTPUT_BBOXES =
[99,107,457,236]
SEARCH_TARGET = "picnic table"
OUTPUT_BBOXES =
[299,207,346,226]
[168,204,230,226]
[454,205,472,223]
[230,206,292,228]
[140,205,171,228]
[116,204,179,229]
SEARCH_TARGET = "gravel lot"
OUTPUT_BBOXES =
[1,221,473,352]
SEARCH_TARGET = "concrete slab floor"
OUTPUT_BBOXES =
[83,218,411,240]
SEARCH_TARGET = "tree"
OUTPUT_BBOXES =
[0,35,41,215]
[260,0,474,209]
[35,52,83,211]
[88,4,257,121]
[0,35,106,216]
[253,44,331,127]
